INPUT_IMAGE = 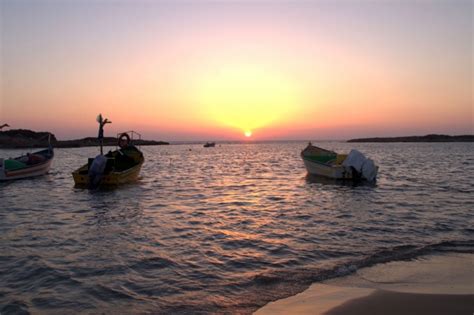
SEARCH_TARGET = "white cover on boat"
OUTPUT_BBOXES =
[361,158,377,181]
[89,154,107,176]
[342,149,367,171]
[342,149,377,181]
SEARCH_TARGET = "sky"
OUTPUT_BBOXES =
[1,0,472,141]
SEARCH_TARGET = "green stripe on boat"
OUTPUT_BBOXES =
[4,159,27,171]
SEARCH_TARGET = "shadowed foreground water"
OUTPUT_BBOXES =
[1,142,473,314]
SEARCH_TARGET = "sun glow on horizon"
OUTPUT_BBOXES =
[194,64,302,136]
[2,1,472,140]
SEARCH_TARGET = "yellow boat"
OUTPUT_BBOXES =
[72,128,144,187]
[72,145,145,187]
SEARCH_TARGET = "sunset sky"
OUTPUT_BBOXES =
[1,0,472,141]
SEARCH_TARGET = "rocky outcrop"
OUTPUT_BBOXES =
[0,129,169,148]
[347,134,474,143]
[0,129,57,148]
[55,137,169,148]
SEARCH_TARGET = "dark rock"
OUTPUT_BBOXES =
[0,129,169,148]
[347,134,474,143]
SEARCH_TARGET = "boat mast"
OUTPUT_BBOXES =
[97,114,111,155]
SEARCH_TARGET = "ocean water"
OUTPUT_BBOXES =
[1,142,473,314]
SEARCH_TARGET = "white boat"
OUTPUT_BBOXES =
[301,143,378,181]
[0,147,54,181]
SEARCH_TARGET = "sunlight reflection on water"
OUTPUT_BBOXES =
[1,142,473,314]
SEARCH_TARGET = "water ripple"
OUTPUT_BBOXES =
[1,142,473,314]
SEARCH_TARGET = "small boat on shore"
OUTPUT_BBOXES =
[203,142,215,148]
[301,143,378,181]
[72,115,144,188]
[0,147,54,181]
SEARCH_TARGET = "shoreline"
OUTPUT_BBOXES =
[2,129,473,148]
[2,139,474,149]
[254,253,473,315]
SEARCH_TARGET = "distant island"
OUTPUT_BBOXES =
[0,129,169,148]
[347,134,474,143]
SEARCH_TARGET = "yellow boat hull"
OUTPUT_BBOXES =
[72,160,143,186]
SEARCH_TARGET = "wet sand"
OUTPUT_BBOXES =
[255,253,473,315]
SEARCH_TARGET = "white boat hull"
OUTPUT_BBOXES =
[0,157,53,181]
[302,158,353,180]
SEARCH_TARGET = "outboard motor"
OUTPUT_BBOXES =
[88,154,107,189]
[342,149,377,181]
[350,166,362,182]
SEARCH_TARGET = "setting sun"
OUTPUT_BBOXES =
[1,0,471,141]
[194,64,302,136]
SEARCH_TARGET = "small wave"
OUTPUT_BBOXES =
[244,239,474,313]
[129,256,177,272]
[328,239,474,281]
[1,300,30,315]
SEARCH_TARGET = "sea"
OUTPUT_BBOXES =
[1,141,473,314]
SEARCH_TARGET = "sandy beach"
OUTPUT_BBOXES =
[255,253,474,315]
